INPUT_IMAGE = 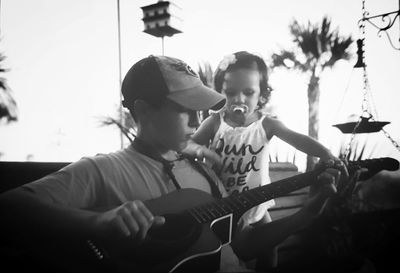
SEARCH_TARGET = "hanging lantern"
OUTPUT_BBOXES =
[333,115,390,134]
[141,1,183,38]
[354,39,366,68]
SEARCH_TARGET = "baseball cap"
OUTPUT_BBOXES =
[121,55,226,111]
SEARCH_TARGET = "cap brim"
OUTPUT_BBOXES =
[167,85,226,111]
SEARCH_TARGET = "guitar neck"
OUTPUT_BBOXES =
[185,157,399,224]
[186,168,323,224]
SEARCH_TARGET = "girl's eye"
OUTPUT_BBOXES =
[223,89,235,97]
[243,89,255,96]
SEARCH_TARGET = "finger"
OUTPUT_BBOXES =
[115,215,132,237]
[136,202,165,228]
[318,171,339,191]
[322,183,337,195]
[327,168,341,187]
[318,169,337,182]
[120,207,140,238]
[135,201,155,223]
[203,150,222,167]
[195,149,205,162]
[129,202,153,240]
[336,160,349,178]
[152,216,166,227]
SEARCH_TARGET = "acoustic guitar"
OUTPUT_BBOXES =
[32,157,400,273]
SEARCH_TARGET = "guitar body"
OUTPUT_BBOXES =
[100,189,227,273]
[19,158,398,273]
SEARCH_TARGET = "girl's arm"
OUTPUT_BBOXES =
[182,113,222,166]
[192,113,220,146]
[262,116,334,160]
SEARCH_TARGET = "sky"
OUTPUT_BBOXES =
[0,0,399,171]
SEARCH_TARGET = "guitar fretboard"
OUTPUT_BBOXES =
[187,170,321,224]
[185,157,398,224]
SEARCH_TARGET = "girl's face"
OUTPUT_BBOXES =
[222,68,261,118]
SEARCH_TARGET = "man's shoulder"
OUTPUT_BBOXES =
[67,147,147,172]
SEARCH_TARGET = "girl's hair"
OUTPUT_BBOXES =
[214,51,272,109]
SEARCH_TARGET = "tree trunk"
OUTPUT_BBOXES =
[306,72,320,171]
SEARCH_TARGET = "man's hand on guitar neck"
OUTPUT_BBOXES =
[319,154,349,178]
[303,165,348,216]
[92,200,165,243]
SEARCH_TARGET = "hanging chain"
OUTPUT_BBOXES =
[342,0,368,159]
[342,0,400,158]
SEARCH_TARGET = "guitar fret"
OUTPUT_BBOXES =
[205,203,222,218]
[192,206,209,222]
[198,205,214,221]
[187,208,202,223]
[255,190,269,202]
[225,197,241,211]
[230,195,247,209]
[241,191,258,206]
[237,195,251,208]
[211,201,227,215]
[219,200,233,213]
[259,188,272,199]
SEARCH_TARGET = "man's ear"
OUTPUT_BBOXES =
[133,99,151,120]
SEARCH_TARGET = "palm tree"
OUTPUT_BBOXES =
[98,108,136,144]
[0,51,17,123]
[197,61,214,121]
[271,16,353,171]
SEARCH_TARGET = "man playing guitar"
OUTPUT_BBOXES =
[0,55,346,273]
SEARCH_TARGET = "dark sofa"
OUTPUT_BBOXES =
[0,161,70,193]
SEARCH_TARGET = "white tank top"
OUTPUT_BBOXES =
[210,111,275,225]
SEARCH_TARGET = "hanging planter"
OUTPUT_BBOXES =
[333,116,390,134]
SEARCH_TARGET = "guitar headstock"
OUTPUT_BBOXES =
[348,157,399,171]
[314,157,399,182]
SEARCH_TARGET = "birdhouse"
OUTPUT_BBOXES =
[141,1,183,38]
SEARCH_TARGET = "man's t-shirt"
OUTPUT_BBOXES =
[23,145,250,272]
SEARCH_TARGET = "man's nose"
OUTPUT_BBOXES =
[188,110,200,128]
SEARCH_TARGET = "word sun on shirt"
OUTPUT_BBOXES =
[215,138,264,195]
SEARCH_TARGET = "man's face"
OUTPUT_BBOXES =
[147,99,200,152]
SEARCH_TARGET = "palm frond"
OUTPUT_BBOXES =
[0,79,18,123]
[323,35,353,68]
[99,116,135,143]
[288,16,353,69]
[271,50,308,72]
[197,62,214,88]
[97,108,137,143]
[290,19,321,59]
[197,62,214,120]
[0,49,18,123]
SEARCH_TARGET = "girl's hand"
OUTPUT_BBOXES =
[182,140,222,168]
[320,153,349,177]
[92,200,165,243]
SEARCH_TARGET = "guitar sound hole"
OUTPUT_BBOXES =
[147,213,197,241]
[132,213,201,263]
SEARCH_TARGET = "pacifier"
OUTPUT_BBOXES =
[230,104,249,114]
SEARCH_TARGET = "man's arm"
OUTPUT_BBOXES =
[0,186,164,245]
[230,168,341,261]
